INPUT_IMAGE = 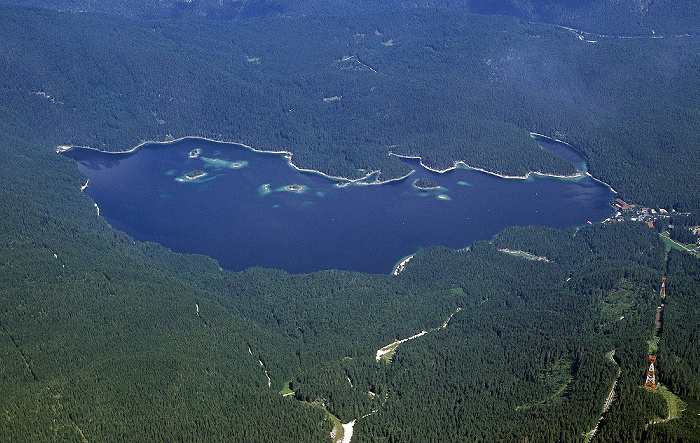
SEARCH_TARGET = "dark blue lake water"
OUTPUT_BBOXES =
[533,134,588,172]
[63,137,614,274]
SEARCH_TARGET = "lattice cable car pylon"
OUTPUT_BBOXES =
[644,355,657,391]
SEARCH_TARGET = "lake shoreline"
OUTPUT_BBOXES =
[528,132,617,193]
[392,253,416,275]
[57,136,408,186]
[388,151,583,180]
[56,134,615,192]
[63,136,617,275]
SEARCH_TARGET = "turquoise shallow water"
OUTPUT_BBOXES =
[63,138,614,274]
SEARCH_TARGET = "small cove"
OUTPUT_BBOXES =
[62,137,615,274]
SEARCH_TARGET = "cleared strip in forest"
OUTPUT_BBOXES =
[583,349,620,443]
[498,248,550,262]
[659,233,700,257]
[286,308,465,443]
[646,275,685,427]
[375,308,462,363]
[648,385,686,426]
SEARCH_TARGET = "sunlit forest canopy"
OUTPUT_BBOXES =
[1,4,700,209]
[1,0,699,36]
[1,0,700,441]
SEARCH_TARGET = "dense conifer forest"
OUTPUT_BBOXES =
[1,3,700,208]
[1,0,700,441]
[2,0,699,36]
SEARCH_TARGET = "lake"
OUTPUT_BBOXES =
[62,137,614,274]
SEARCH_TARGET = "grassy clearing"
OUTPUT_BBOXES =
[648,336,660,354]
[659,233,699,256]
[503,250,534,260]
[293,400,344,442]
[599,281,638,334]
[498,248,548,261]
[541,358,574,402]
[279,380,294,397]
[648,313,661,354]
[516,359,573,411]
[377,341,402,363]
[651,397,700,438]
[663,387,685,422]
[601,291,633,322]
[327,411,345,443]
[648,385,686,426]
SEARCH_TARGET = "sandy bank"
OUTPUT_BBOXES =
[392,254,415,275]
[389,151,585,181]
[340,420,356,443]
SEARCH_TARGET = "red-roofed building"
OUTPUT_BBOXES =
[615,198,635,210]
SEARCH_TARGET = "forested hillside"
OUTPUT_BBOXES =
[2,1,700,441]
[1,0,699,36]
[1,5,700,208]
[3,140,699,440]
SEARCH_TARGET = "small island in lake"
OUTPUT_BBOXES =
[282,184,307,193]
[189,148,201,158]
[201,157,248,169]
[258,183,272,195]
[413,177,441,190]
[185,169,207,180]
